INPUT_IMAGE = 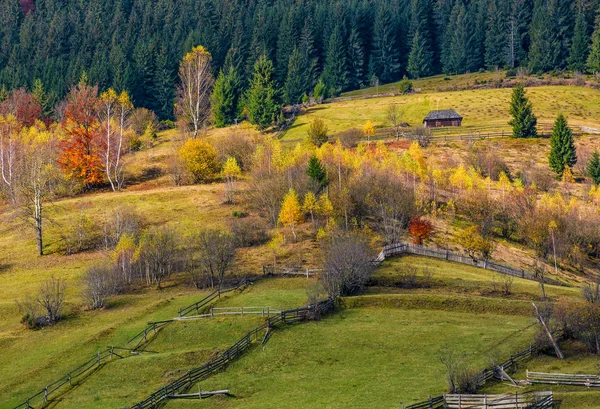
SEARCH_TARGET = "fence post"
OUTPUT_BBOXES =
[459,394,462,409]
[429,395,432,408]
[446,250,449,261]
[515,392,518,408]
[484,393,487,409]
[97,351,101,365]
[522,269,525,278]
[241,306,244,316]
[211,308,214,318]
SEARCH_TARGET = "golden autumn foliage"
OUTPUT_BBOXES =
[279,188,303,239]
[179,139,220,183]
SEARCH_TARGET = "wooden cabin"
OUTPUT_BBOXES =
[423,110,463,128]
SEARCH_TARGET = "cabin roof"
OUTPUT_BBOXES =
[423,109,463,121]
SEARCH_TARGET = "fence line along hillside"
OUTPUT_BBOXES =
[405,344,542,409]
[263,266,322,277]
[127,277,252,351]
[129,299,335,409]
[405,392,553,409]
[376,243,567,287]
[13,278,253,409]
[12,346,138,409]
[444,391,553,409]
[526,370,600,387]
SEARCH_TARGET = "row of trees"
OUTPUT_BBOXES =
[4,0,600,120]
[0,77,154,255]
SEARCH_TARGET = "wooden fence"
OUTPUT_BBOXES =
[12,346,137,409]
[13,278,253,409]
[406,392,552,409]
[128,299,335,409]
[175,306,281,320]
[263,265,322,277]
[376,243,566,287]
[526,370,600,387]
[405,345,540,409]
[443,391,553,409]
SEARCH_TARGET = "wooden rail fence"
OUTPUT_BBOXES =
[444,392,553,409]
[12,278,253,409]
[128,299,335,409]
[376,243,566,287]
[175,306,281,320]
[263,265,322,277]
[526,370,600,387]
[405,392,552,409]
[405,345,541,409]
[12,346,137,409]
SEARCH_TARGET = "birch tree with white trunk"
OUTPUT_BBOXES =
[176,46,214,139]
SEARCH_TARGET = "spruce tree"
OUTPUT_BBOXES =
[509,83,537,139]
[244,55,280,131]
[371,3,400,83]
[347,24,365,90]
[297,19,318,95]
[283,48,304,105]
[321,26,348,96]
[32,78,54,120]
[548,114,577,176]
[276,9,298,84]
[568,9,589,71]
[484,0,506,69]
[152,45,174,120]
[307,156,328,193]
[407,30,432,79]
[588,151,600,185]
[446,3,472,74]
[528,0,560,73]
[588,12,600,73]
[410,0,436,71]
[212,66,241,127]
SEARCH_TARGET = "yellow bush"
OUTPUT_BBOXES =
[179,139,220,183]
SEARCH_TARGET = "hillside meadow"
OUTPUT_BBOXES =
[282,86,600,144]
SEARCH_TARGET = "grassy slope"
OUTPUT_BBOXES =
[1,277,313,409]
[371,256,579,302]
[342,71,509,97]
[483,343,600,409]
[165,308,536,409]
[282,86,600,144]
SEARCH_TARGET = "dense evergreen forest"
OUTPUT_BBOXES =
[2,0,600,119]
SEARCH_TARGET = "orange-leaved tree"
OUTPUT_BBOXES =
[58,79,103,187]
[408,216,433,245]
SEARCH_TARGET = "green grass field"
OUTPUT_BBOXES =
[164,307,536,409]
[1,277,313,408]
[282,86,600,144]
[371,256,580,302]
[483,342,600,408]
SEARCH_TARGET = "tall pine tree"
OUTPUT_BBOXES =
[509,83,538,139]
[407,29,432,79]
[548,113,577,176]
[569,8,589,71]
[244,55,280,131]
[321,25,348,96]
[485,0,506,69]
[212,66,241,127]
[371,3,400,83]
[588,11,600,73]
[528,0,561,73]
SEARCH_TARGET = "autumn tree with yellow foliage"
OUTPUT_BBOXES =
[279,188,303,240]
